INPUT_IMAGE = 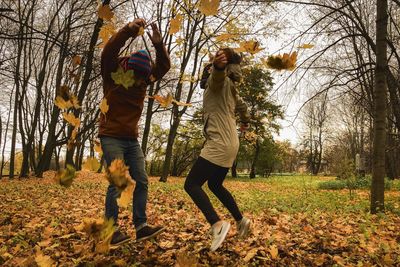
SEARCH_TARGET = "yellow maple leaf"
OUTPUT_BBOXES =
[100,98,109,115]
[117,182,134,208]
[72,55,82,67]
[62,112,80,128]
[138,27,145,36]
[297,43,314,49]
[236,40,264,55]
[55,96,73,110]
[98,4,114,21]
[198,0,220,16]
[99,23,116,47]
[111,66,135,89]
[107,159,130,192]
[265,51,297,71]
[54,164,76,187]
[83,157,100,172]
[169,14,183,35]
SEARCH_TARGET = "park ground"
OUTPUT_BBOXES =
[0,172,400,266]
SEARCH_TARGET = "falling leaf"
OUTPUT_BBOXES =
[72,55,82,67]
[76,217,115,253]
[71,127,78,140]
[107,159,130,192]
[117,182,134,208]
[169,14,183,35]
[297,43,314,49]
[215,33,235,42]
[264,51,297,71]
[244,248,258,262]
[235,40,264,54]
[54,164,76,187]
[55,96,73,110]
[111,66,135,89]
[172,100,192,107]
[100,98,109,115]
[83,157,100,172]
[138,27,145,36]
[99,23,116,47]
[243,131,258,144]
[269,244,279,260]
[151,94,173,108]
[62,112,80,128]
[69,95,81,109]
[198,0,220,16]
[94,141,103,154]
[35,251,54,267]
[98,4,114,21]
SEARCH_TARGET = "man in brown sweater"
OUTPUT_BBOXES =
[99,18,170,246]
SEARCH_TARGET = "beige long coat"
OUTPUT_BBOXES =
[199,64,250,168]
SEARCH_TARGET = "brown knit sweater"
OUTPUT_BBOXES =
[99,24,170,139]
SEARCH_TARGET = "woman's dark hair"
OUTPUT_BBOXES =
[200,63,212,89]
[199,48,242,89]
[221,48,242,64]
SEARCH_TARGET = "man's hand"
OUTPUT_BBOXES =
[213,50,228,70]
[240,122,249,133]
[147,23,163,44]
[128,18,146,32]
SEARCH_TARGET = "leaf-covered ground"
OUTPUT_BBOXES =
[1,172,400,266]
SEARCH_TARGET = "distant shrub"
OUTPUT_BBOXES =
[318,176,392,190]
[318,180,347,190]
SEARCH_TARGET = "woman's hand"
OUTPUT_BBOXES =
[213,50,228,70]
[147,23,163,44]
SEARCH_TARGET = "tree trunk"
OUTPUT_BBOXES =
[141,84,155,155]
[371,0,388,214]
[250,140,260,179]
[159,116,180,182]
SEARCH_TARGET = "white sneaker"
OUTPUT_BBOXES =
[237,217,251,238]
[210,221,231,251]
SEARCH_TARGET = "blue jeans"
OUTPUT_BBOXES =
[100,136,148,228]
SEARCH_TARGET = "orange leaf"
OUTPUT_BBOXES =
[169,14,183,35]
[98,4,114,21]
[198,0,220,16]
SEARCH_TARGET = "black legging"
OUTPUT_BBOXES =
[184,156,243,225]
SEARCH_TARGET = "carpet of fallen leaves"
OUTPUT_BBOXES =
[0,171,400,266]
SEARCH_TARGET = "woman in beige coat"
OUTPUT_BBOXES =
[184,48,251,251]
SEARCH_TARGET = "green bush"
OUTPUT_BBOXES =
[318,176,393,190]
